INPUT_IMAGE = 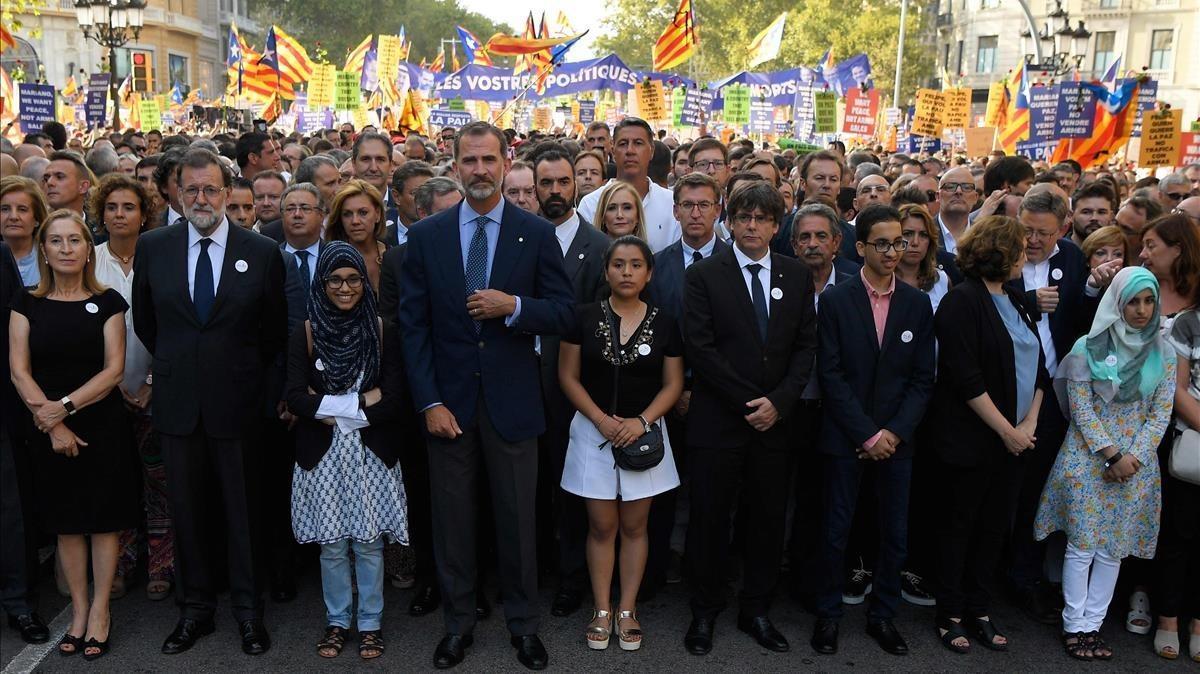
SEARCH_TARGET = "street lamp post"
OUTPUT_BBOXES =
[1017,0,1089,77]
[75,0,147,130]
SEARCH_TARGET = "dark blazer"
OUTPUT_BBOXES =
[1,242,25,437]
[259,218,285,244]
[264,247,306,412]
[648,236,731,321]
[381,188,403,247]
[936,250,964,285]
[398,200,575,442]
[285,321,409,470]
[540,217,609,401]
[132,221,288,438]
[684,247,818,450]
[1006,237,1098,366]
[378,243,407,326]
[931,277,1050,467]
[816,274,936,458]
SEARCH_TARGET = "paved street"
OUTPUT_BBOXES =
[0,556,1188,673]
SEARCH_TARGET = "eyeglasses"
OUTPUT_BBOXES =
[323,275,365,289]
[1024,228,1058,242]
[868,239,909,253]
[732,213,775,226]
[182,186,226,201]
[691,160,726,171]
[283,204,325,215]
[1165,192,1189,201]
[678,200,715,213]
[939,182,977,193]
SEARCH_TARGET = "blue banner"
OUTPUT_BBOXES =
[1016,139,1057,161]
[1125,77,1157,137]
[17,83,56,131]
[828,54,873,98]
[793,85,815,141]
[433,54,638,102]
[1028,83,1059,142]
[1054,81,1096,139]
[907,136,941,154]
[429,109,474,129]
[750,100,773,132]
[85,73,110,129]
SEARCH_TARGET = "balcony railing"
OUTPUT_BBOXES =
[937,12,954,26]
[1080,0,1133,13]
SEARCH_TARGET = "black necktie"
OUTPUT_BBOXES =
[747,262,768,341]
[295,250,311,294]
[692,250,703,265]
[194,238,215,322]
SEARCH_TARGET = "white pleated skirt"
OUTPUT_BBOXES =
[560,411,680,501]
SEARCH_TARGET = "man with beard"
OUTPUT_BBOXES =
[398,122,573,671]
[1068,182,1116,248]
[133,149,287,656]
[529,146,610,619]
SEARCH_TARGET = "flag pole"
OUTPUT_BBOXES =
[893,0,908,110]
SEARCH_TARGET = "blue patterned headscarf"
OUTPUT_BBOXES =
[308,241,380,394]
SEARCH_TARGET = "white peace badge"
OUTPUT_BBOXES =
[1051,268,1063,281]
[771,287,783,300]
[315,358,325,371]
[578,253,586,260]
[235,259,249,273]
[1104,355,1118,367]
[901,330,914,343]
[85,302,99,314]
[637,343,652,356]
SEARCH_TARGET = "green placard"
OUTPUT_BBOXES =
[671,86,686,128]
[139,100,162,131]
[334,70,362,111]
[814,91,837,134]
[724,84,750,125]
[449,97,466,111]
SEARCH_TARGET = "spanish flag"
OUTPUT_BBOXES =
[652,0,697,72]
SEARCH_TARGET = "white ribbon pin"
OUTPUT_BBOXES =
[1051,268,1063,281]
[235,259,249,273]
[1105,355,1118,367]
[637,343,651,356]
[315,358,325,371]
[578,253,585,260]
[771,287,783,300]
[901,330,913,343]
[85,302,99,314]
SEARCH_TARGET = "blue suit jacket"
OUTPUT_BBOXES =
[649,236,731,321]
[816,274,936,458]
[398,199,575,442]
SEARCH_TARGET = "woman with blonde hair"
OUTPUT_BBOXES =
[1080,226,1128,272]
[327,179,388,292]
[596,181,647,242]
[896,204,951,311]
[1,176,50,287]
[8,209,138,660]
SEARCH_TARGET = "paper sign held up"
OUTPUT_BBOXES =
[636,79,667,122]
[1138,108,1182,169]
[842,88,879,136]
[943,88,970,129]
[912,89,945,138]
[965,126,996,157]
[723,84,751,125]
[813,91,837,134]
[307,65,336,108]
[984,81,1007,128]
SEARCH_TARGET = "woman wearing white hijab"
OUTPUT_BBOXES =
[1036,266,1175,662]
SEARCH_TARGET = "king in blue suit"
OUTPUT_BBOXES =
[398,123,573,671]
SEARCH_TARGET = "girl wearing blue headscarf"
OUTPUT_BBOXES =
[286,241,409,660]
[1036,266,1175,662]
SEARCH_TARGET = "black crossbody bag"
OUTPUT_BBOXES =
[598,301,665,471]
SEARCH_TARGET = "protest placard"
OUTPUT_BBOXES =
[1028,84,1059,143]
[671,87,686,127]
[1138,108,1182,169]
[943,88,970,128]
[578,100,596,125]
[793,86,815,140]
[813,90,836,134]
[448,97,466,111]
[352,107,370,130]
[1126,78,1158,137]
[636,79,667,121]
[429,109,473,129]
[985,81,1007,127]
[335,70,361,111]
[139,99,162,131]
[907,135,941,154]
[16,83,56,131]
[965,126,996,157]
[842,87,879,136]
[750,100,773,133]
[724,84,751,125]
[307,65,336,108]
[1181,132,1200,167]
[84,74,110,129]
[911,89,945,138]
[532,106,552,130]
[1055,81,1097,139]
[377,35,403,88]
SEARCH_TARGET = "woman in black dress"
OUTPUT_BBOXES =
[8,209,138,660]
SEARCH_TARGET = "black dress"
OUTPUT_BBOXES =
[10,289,140,534]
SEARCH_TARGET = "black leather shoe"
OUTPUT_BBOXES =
[410,583,442,616]
[550,588,582,617]
[684,617,715,655]
[8,613,49,644]
[475,590,491,620]
[239,619,270,655]
[737,614,789,652]
[866,618,909,655]
[161,618,216,655]
[510,634,548,670]
[433,634,473,669]
[1016,586,1060,625]
[270,572,296,603]
[810,618,839,655]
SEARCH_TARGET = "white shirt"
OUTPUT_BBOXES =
[554,212,581,257]
[577,178,682,254]
[166,205,185,227]
[938,213,964,254]
[284,239,321,286]
[186,218,230,299]
[802,268,838,399]
[393,221,410,246]
[681,235,716,269]
[94,242,151,396]
[1021,244,1060,376]
[732,244,772,317]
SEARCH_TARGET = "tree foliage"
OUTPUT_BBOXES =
[595,0,935,104]
[250,0,512,66]
[2,0,49,37]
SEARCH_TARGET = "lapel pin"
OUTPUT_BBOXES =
[578,252,585,259]
[235,259,249,272]
[85,302,99,314]
[637,343,652,356]
[518,236,524,243]
[315,358,325,371]
[1104,354,1118,367]
[1051,268,1063,281]
[901,330,914,343]
[771,287,783,300]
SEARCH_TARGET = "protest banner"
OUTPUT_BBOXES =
[911,89,945,138]
[884,107,901,128]
[351,107,370,130]
[636,79,667,121]
[335,70,362,111]
[1016,139,1057,161]
[1138,108,1182,169]
[1125,78,1158,137]
[448,97,466,111]
[84,73,110,129]
[942,88,970,128]
[842,87,879,136]
[965,126,996,157]
[307,64,336,107]
[985,81,1007,127]
[139,99,162,131]
[792,85,815,140]
[16,83,55,131]
[1028,84,1059,143]
[907,135,941,154]
[750,100,773,133]
[1055,81,1097,139]
[1181,131,1200,167]
[680,88,712,128]
[724,84,751,125]
[813,90,836,134]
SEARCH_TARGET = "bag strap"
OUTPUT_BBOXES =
[305,320,313,359]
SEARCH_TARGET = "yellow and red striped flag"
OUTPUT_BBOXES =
[429,50,445,74]
[344,35,373,74]
[270,25,314,92]
[653,0,697,72]
[486,29,582,57]
[997,61,1030,153]
[0,24,15,54]
[512,13,538,75]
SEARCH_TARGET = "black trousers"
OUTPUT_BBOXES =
[1007,395,1068,591]
[0,424,38,617]
[1155,440,1200,618]
[426,397,540,637]
[687,439,790,619]
[643,412,688,591]
[260,419,295,580]
[787,403,824,595]
[160,427,264,622]
[399,427,436,585]
[535,402,587,593]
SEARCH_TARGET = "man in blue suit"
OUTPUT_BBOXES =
[811,204,936,657]
[398,122,574,671]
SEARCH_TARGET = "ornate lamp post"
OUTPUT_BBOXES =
[1018,0,1089,77]
[75,0,147,129]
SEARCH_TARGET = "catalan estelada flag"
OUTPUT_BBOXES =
[0,24,15,54]
[512,13,538,76]
[997,61,1030,153]
[456,26,493,66]
[485,27,581,57]
[652,0,697,72]
[259,25,313,99]
[226,24,276,102]
[345,35,373,74]
[1055,77,1142,168]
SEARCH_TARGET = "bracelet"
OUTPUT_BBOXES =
[1103,451,1123,470]
[637,414,652,432]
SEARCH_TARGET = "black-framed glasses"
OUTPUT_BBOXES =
[678,200,715,212]
[692,159,726,171]
[939,182,976,193]
[323,275,364,289]
[182,186,225,201]
[869,239,909,253]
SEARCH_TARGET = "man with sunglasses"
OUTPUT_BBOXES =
[1157,173,1193,212]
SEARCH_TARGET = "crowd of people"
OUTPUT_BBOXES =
[2,115,1200,669]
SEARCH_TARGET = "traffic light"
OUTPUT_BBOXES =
[131,50,153,92]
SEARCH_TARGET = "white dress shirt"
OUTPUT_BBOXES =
[166,205,186,227]
[554,212,581,257]
[1021,244,1060,376]
[732,244,772,317]
[577,178,682,254]
[186,218,230,299]
[284,239,321,286]
[94,242,151,395]
[681,235,716,269]
[938,213,963,254]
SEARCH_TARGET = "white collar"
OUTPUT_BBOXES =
[682,234,717,259]
[187,218,230,249]
[733,244,772,271]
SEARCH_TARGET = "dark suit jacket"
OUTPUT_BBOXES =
[378,243,407,326]
[684,247,818,450]
[936,250,964,285]
[264,247,306,412]
[649,236,731,322]
[1,242,25,438]
[285,321,409,470]
[259,218,284,244]
[398,200,575,442]
[133,221,288,438]
[816,275,936,458]
[1006,237,1098,367]
[380,189,403,247]
[931,277,1050,467]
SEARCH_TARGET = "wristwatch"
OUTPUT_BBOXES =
[61,397,76,415]
[1103,451,1124,470]
[637,415,652,432]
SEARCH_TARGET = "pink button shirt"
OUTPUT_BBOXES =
[861,269,896,451]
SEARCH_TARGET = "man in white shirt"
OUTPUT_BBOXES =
[279,183,325,293]
[936,166,976,254]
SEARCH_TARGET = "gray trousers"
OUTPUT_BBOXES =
[427,397,540,637]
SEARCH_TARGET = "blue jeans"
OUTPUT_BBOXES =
[320,538,384,630]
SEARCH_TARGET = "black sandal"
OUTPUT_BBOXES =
[936,617,971,654]
[316,625,347,658]
[968,616,1009,651]
[1086,631,1112,660]
[1063,631,1093,661]
[82,637,109,661]
[359,630,385,659]
[57,633,84,657]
